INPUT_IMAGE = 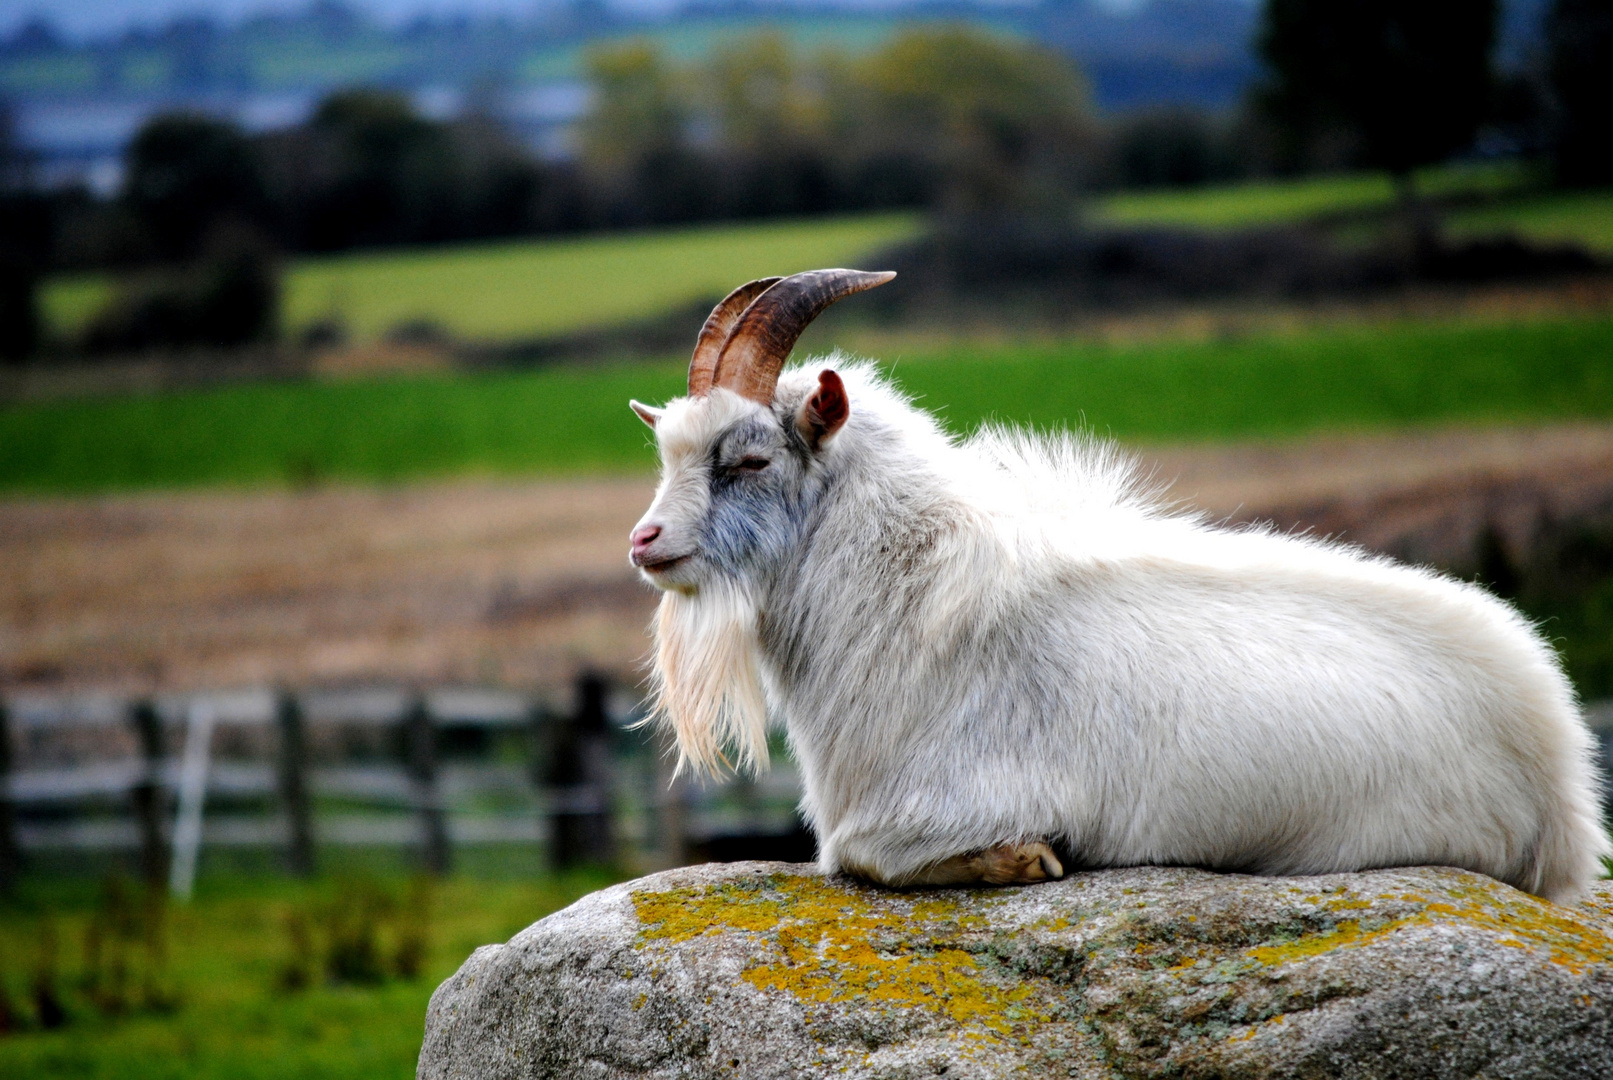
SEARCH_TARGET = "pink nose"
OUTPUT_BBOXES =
[630,524,661,553]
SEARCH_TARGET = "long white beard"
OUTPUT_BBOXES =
[649,578,770,779]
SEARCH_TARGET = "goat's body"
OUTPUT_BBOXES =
[748,365,1608,902]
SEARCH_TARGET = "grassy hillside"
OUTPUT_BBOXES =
[39,174,1613,349]
[0,870,615,1080]
[1090,162,1528,230]
[39,213,923,345]
[1446,188,1613,254]
[1092,164,1613,254]
[4,314,1611,494]
[1091,172,1404,230]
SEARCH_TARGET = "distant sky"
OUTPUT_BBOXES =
[2,0,1113,41]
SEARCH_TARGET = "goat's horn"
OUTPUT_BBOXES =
[688,277,781,396]
[712,268,896,404]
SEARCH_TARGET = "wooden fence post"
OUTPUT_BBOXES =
[547,673,614,871]
[128,699,170,888]
[0,697,19,891]
[405,693,450,877]
[276,691,315,877]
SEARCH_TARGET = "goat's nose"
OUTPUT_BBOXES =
[630,524,661,550]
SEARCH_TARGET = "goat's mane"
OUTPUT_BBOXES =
[807,359,1179,522]
[966,425,1181,521]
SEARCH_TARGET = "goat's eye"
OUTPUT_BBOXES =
[733,457,770,473]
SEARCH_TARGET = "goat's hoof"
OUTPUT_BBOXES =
[979,841,1064,885]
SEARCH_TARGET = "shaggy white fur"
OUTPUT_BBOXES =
[631,359,1611,902]
[651,578,770,778]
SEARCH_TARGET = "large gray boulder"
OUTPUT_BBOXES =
[419,862,1613,1079]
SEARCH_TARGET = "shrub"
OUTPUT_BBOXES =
[82,228,279,355]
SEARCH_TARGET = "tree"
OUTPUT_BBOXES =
[579,41,684,177]
[577,41,707,223]
[1547,0,1613,185]
[699,34,835,217]
[0,102,43,363]
[257,88,560,249]
[123,113,265,260]
[261,89,459,250]
[840,27,1094,215]
[1257,0,1499,192]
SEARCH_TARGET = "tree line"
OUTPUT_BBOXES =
[2,0,1610,362]
[2,26,1097,359]
[32,25,1095,271]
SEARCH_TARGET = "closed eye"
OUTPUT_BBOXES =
[733,457,770,472]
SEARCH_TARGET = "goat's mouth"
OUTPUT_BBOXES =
[634,552,691,574]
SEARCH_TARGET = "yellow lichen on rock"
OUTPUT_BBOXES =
[631,874,1052,1043]
[1235,873,1613,975]
[1411,882,1613,974]
[1246,917,1411,966]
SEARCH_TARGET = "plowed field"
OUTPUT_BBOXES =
[7,423,1613,695]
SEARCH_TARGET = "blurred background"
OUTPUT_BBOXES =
[2,0,1613,1074]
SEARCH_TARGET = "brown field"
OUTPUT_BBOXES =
[5,422,1613,696]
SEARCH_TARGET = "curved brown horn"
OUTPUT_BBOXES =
[712,268,896,404]
[688,277,781,396]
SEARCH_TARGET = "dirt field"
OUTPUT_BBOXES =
[6,423,1613,696]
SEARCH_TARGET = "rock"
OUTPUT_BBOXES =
[418,862,1613,1080]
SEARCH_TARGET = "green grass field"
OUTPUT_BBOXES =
[1089,164,1613,253]
[1091,172,1405,230]
[0,869,617,1080]
[40,213,921,345]
[1447,188,1613,254]
[1089,162,1534,231]
[4,314,1611,494]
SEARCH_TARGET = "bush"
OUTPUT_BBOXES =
[0,256,38,364]
[0,186,50,363]
[82,229,279,355]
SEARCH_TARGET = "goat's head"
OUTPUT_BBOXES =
[628,268,895,593]
[630,268,893,776]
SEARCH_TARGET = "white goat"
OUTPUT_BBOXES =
[627,269,1610,902]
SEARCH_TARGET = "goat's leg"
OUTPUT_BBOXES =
[898,842,1065,887]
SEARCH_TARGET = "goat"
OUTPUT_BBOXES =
[627,268,1610,901]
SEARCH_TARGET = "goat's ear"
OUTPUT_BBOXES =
[795,369,850,451]
[629,400,663,429]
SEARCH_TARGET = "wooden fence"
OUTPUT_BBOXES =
[0,674,808,896]
[3,686,1608,898]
